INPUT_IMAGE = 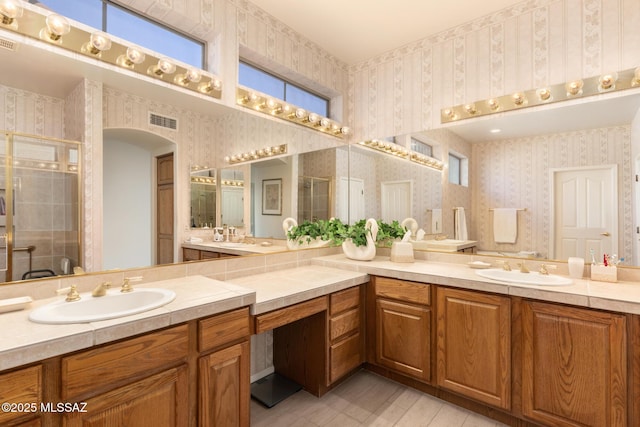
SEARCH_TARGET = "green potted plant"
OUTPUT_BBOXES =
[284,217,348,249]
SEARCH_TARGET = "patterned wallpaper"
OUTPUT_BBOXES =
[348,0,640,140]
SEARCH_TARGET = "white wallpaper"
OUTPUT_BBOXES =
[349,0,640,140]
[0,85,64,137]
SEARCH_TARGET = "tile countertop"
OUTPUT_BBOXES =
[225,265,369,315]
[312,254,640,315]
[0,275,255,372]
[183,241,287,256]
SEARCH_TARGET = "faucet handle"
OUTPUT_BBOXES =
[518,262,530,273]
[121,276,143,293]
[497,260,511,271]
[65,285,81,302]
[539,264,556,275]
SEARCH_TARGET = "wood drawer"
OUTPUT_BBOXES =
[183,248,201,261]
[0,365,42,425]
[374,277,430,305]
[201,251,220,259]
[199,308,250,352]
[255,297,327,333]
[330,308,360,342]
[330,286,360,315]
[62,325,188,399]
[329,332,362,383]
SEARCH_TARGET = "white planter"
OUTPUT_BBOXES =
[341,218,378,261]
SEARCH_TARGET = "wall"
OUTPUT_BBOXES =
[103,139,153,270]
[251,159,294,238]
[349,0,640,140]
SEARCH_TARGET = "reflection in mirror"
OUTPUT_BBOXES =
[349,140,443,229]
[0,132,81,282]
[220,169,244,227]
[190,167,216,228]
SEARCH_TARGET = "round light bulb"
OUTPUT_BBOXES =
[295,108,306,119]
[512,92,525,106]
[125,47,145,64]
[565,79,584,96]
[157,59,176,74]
[89,32,111,52]
[599,72,617,90]
[487,98,500,111]
[45,14,70,38]
[307,113,319,124]
[536,87,551,101]
[0,0,23,22]
[185,69,201,83]
[319,118,330,128]
[464,104,477,114]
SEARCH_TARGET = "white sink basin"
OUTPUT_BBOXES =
[475,269,573,286]
[29,288,176,324]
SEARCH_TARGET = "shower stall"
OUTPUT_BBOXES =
[0,132,81,282]
[297,176,332,223]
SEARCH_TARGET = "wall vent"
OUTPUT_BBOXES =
[0,37,17,52]
[149,112,178,131]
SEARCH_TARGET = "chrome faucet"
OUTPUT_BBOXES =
[92,281,111,297]
[121,278,134,293]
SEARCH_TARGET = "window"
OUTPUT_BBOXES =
[448,152,469,187]
[239,61,329,117]
[30,0,205,69]
[411,138,433,157]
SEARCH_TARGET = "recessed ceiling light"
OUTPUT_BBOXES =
[490,128,501,133]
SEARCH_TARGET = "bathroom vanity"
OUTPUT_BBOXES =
[1,252,640,427]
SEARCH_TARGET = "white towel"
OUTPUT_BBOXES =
[431,209,442,234]
[453,207,468,240]
[493,208,517,243]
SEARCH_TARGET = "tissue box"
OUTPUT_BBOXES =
[390,242,414,263]
[590,265,617,283]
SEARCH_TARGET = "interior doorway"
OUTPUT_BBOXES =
[551,165,618,261]
[103,129,175,269]
[381,180,412,223]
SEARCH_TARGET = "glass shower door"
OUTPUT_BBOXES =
[2,132,81,282]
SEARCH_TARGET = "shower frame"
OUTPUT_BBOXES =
[2,131,83,282]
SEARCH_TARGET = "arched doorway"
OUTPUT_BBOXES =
[103,128,175,270]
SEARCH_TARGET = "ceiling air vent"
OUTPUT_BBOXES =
[0,37,17,52]
[149,112,178,131]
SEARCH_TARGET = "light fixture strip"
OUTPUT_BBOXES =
[441,66,640,123]
[357,140,443,171]
[236,87,349,139]
[0,5,222,99]
[224,144,288,165]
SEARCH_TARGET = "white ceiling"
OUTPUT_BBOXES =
[248,0,526,65]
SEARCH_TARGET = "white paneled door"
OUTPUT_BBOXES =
[552,166,617,261]
[381,180,412,224]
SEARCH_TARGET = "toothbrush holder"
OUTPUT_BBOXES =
[590,264,617,283]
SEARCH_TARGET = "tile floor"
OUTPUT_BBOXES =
[250,370,509,426]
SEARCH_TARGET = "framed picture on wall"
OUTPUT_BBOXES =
[262,178,282,215]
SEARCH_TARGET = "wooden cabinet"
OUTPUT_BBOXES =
[182,247,238,262]
[522,301,627,427]
[0,365,42,426]
[199,341,250,427]
[198,307,251,426]
[436,287,511,410]
[373,277,432,383]
[64,366,189,427]
[328,286,363,384]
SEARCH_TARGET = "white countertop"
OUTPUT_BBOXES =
[2,253,639,372]
[226,265,369,314]
[183,241,286,256]
[0,275,255,371]
[312,254,640,314]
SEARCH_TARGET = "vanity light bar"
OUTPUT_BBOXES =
[441,66,640,123]
[224,144,288,165]
[190,176,216,185]
[0,3,222,99]
[357,140,444,171]
[236,87,350,138]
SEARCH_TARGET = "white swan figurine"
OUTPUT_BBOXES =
[283,217,330,250]
[342,218,378,261]
[401,217,418,238]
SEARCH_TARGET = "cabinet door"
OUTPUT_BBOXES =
[522,301,627,427]
[376,299,431,382]
[199,341,250,427]
[436,288,511,409]
[64,365,188,427]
